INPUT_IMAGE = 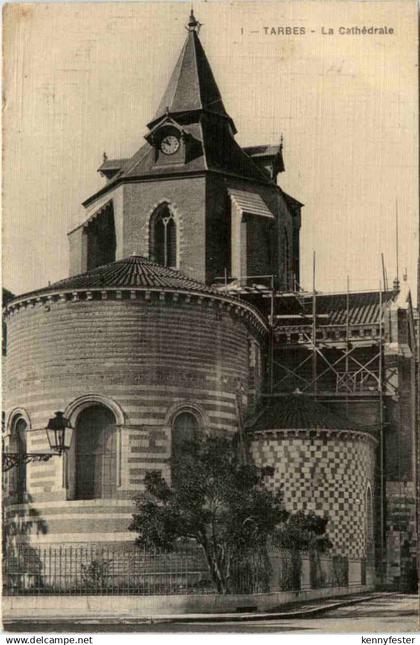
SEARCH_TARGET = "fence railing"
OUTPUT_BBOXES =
[309,553,349,588]
[4,543,214,596]
[3,543,359,596]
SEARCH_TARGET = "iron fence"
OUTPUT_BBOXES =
[3,543,353,596]
[4,543,214,596]
[309,553,349,588]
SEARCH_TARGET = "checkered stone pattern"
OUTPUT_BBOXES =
[250,430,376,559]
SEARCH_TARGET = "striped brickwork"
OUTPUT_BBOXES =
[249,429,376,559]
[4,288,266,544]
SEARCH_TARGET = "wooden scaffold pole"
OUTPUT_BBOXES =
[312,252,317,398]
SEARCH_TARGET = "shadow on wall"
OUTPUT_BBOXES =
[3,494,49,593]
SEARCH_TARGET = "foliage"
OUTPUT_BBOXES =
[81,558,111,592]
[278,549,302,591]
[332,554,349,586]
[272,510,332,553]
[129,434,287,594]
[229,545,272,594]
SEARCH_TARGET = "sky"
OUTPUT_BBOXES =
[3,0,418,298]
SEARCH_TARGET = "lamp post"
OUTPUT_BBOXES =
[2,411,73,472]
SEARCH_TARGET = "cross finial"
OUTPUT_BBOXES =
[186,8,202,32]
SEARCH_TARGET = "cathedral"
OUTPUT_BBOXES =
[3,11,417,592]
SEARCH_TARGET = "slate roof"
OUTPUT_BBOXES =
[280,190,304,210]
[83,22,274,205]
[243,145,282,158]
[11,256,226,301]
[200,118,270,183]
[148,29,234,131]
[112,122,208,180]
[97,159,127,172]
[249,395,359,432]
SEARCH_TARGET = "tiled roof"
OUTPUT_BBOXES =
[271,290,396,328]
[2,288,15,306]
[316,291,395,325]
[13,256,226,300]
[249,395,359,432]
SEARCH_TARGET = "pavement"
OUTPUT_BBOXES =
[5,591,418,632]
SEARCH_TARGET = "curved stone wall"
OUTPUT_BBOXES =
[4,289,266,544]
[249,428,376,559]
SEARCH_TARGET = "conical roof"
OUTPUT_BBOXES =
[148,24,235,131]
[12,256,223,300]
[8,256,268,331]
[249,396,361,432]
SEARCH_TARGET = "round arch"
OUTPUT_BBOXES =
[6,408,31,438]
[163,401,209,429]
[6,409,30,501]
[64,394,125,428]
[64,396,122,501]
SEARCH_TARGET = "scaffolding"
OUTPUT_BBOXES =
[215,266,394,583]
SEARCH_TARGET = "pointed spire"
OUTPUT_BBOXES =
[186,8,202,33]
[147,11,235,132]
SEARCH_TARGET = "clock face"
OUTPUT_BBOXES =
[160,135,180,155]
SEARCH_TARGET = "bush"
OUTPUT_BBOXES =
[80,558,111,592]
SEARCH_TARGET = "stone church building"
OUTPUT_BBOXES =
[4,12,417,591]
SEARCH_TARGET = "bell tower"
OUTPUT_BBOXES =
[69,11,302,288]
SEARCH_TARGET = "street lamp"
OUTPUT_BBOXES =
[45,411,74,454]
[2,411,73,472]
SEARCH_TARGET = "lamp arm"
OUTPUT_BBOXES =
[2,451,58,473]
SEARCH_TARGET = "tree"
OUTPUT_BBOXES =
[129,434,287,594]
[272,510,333,591]
[273,510,333,553]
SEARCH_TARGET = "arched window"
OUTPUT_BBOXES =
[172,412,200,455]
[9,417,27,501]
[150,203,177,268]
[171,411,201,484]
[74,406,117,500]
[283,228,290,289]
